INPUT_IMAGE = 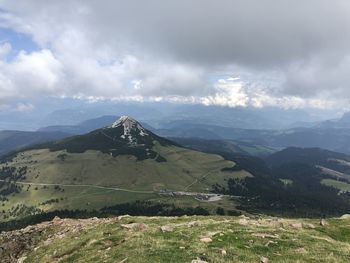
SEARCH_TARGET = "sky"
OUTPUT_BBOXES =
[0,0,350,112]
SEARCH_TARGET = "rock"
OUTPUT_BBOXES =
[304,223,316,229]
[188,221,200,227]
[53,216,61,221]
[295,247,308,254]
[238,218,249,226]
[252,233,279,239]
[207,231,221,237]
[260,256,269,263]
[340,214,350,219]
[88,239,98,246]
[290,223,303,229]
[18,256,27,263]
[200,237,212,243]
[271,220,284,229]
[320,219,327,227]
[191,258,208,263]
[160,225,174,232]
[121,223,148,231]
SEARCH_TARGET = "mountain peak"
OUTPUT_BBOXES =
[110,115,149,143]
[111,115,137,127]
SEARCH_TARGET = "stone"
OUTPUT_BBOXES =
[191,258,208,263]
[220,249,227,255]
[121,223,148,231]
[290,223,303,229]
[340,214,350,219]
[304,223,316,229]
[188,221,200,227]
[200,237,212,243]
[295,247,308,254]
[160,225,174,232]
[53,216,61,221]
[18,256,27,263]
[260,256,269,263]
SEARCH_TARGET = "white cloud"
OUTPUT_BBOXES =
[0,49,64,100]
[201,78,249,107]
[0,0,350,110]
[0,42,11,58]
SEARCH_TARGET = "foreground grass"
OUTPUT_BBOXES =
[3,215,350,263]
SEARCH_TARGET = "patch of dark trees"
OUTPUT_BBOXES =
[214,155,350,218]
[0,165,27,196]
[29,128,169,162]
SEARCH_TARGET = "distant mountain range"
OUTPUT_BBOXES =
[38,115,119,135]
[3,111,350,159]
[1,116,350,223]
[1,100,338,131]
[0,130,69,157]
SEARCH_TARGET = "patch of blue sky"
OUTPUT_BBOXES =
[0,27,39,61]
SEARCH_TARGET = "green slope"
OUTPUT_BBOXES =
[0,118,250,221]
[2,215,350,263]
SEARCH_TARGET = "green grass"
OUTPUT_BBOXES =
[0,143,251,221]
[321,179,350,192]
[14,215,350,263]
[0,186,159,221]
[2,144,242,192]
[237,144,277,157]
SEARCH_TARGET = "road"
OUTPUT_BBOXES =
[0,179,154,194]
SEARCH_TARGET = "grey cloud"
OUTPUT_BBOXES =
[1,0,350,107]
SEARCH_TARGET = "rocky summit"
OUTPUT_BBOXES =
[1,215,350,263]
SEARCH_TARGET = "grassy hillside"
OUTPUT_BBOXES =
[1,215,350,263]
[0,143,248,221]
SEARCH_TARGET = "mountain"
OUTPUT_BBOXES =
[157,122,350,155]
[0,116,246,221]
[38,115,119,134]
[317,112,350,129]
[0,130,70,157]
[38,115,156,135]
[2,117,350,223]
[265,147,350,207]
[170,137,248,158]
[266,147,350,168]
[266,147,350,184]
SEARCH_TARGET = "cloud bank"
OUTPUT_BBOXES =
[0,0,350,109]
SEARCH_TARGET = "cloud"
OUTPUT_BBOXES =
[0,42,11,58]
[0,0,350,109]
[201,78,249,107]
[0,49,64,99]
[14,102,34,112]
